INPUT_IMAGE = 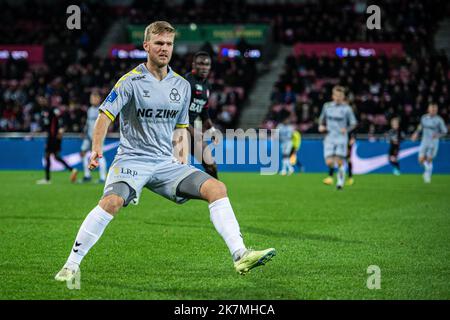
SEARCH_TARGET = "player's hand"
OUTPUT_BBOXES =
[341,128,347,134]
[89,150,103,170]
[411,133,418,141]
[318,125,327,133]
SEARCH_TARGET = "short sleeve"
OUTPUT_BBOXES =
[175,82,191,129]
[99,80,132,121]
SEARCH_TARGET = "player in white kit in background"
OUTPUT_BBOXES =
[412,103,448,183]
[319,86,357,190]
[277,110,295,175]
[54,21,275,283]
[80,92,107,183]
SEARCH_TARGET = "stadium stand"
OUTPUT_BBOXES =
[1,0,449,135]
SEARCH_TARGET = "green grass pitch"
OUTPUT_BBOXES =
[0,171,449,299]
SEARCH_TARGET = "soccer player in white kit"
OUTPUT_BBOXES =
[80,92,107,183]
[55,21,275,282]
[412,103,448,183]
[319,86,357,189]
[277,111,295,175]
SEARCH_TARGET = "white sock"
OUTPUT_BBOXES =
[426,161,433,178]
[337,165,345,187]
[83,153,91,178]
[65,205,113,270]
[99,156,107,181]
[209,197,246,261]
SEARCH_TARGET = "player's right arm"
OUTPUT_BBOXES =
[89,113,112,170]
[89,72,133,169]
[411,117,424,141]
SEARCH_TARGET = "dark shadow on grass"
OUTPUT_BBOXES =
[243,226,364,245]
[88,279,297,299]
[142,221,210,230]
[0,215,80,221]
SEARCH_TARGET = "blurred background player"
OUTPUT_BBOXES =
[346,130,356,185]
[185,51,219,179]
[80,92,107,183]
[412,103,448,183]
[289,129,302,172]
[319,86,357,189]
[277,110,294,175]
[386,117,405,176]
[36,105,78,184]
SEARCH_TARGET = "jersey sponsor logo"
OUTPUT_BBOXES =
[195,84,203,91]
[106,90,118,103]
[131,75,146,81]
[113,166,138,177]
[114,67,142,88]
[189,102,203,113]
[136,108,179,119]
[327,115,345,121]
[169,88,181,102]
[142,90,151,98]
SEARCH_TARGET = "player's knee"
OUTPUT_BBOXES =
[99,195,124,215]
[200,178,227,203]
[325,158,333,167]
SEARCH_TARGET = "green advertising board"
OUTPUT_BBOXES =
[128,24,269,45]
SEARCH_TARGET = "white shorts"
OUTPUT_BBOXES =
[281,141,293,157]
[103,157,201,205]
[419,140,439,159]
[324,140,347,159]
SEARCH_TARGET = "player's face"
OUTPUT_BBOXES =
[428,105,438,116]
[144,32,175,68]
[193,56,211,79]
[90,94,101,106]
[391,119,399,129]
[332,90,345,104]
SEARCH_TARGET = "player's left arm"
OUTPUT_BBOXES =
[435,117,448,138]
[345,106,357,134]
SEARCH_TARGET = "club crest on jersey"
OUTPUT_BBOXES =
[142,90,151,98]
[169,88,181,103]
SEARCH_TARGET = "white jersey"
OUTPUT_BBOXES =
[419,114,447,143]
[319,101,357,144]
[99,63,191,161]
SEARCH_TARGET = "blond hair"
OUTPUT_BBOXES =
[332,85,345,94]
[144,21,175,41]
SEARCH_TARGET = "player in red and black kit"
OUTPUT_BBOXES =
[185,51,219,179]
[386,117,405,176]
[36,106,78,184]
[346,129,356,186]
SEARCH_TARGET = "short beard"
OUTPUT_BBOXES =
[149,55,169,69]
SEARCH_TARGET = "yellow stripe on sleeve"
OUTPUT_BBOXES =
[101,109,115,121]
[175,124,189,128]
